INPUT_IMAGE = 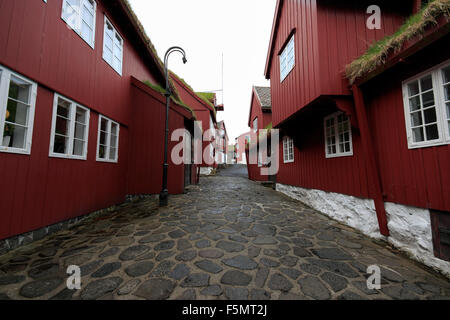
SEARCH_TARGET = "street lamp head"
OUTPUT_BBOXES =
[182,56,187,64]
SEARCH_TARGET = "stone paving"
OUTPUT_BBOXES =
[0,169,449,300]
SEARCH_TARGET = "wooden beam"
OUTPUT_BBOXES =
[352,85,389,236]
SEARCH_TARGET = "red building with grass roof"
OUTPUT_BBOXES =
[265,0,450,275]
[0,0,200,250]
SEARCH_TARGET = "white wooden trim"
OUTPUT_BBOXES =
[283,136,294,163]
[61,0,97,49]
[102,15,123,76]
[0,66,37,155]
[402,59,450,149]
[96,114,119,163]
[324,111,354,159]
[49,93,90,160]
[280,35,295,83]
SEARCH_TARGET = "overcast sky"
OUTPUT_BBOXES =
[128,0,277,142]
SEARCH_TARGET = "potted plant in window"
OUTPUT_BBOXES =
[2,110,13,147]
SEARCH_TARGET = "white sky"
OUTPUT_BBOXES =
[128,0,277,142]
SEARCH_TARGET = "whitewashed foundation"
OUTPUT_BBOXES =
[200,167,214,176]
[276,183,450,278]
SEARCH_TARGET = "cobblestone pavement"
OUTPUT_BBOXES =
[0,173,449,300]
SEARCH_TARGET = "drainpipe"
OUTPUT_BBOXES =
[352,85,389,236]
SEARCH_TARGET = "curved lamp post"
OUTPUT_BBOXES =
[159,46,187,207]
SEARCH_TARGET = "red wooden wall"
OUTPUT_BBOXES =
[268,0,410,127]
[249,91,272,131]
[364,43,450,212]
[127,79,196,196]
[0,86,129,239]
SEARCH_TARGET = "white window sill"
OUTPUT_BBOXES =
[96,158,118,164]
[0,147,31,155]
[326,152,354,159]
[407,139,450,150]
[283,159,294,164]
[49,153,87,161]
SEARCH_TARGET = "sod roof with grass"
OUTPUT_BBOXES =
[346,0,450,84]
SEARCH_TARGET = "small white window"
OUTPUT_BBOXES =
[0,67,38,155]
[103,16,123,75]
[253,118,258,132]
[49,94,90,160]
[279,35,295,82]
[402,60,450,148]
[324,112,353,158]
[97,115,119,162]
[62,0,97,48]
[283,136,294,163]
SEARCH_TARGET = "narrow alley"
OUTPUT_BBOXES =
[0,166,449,300]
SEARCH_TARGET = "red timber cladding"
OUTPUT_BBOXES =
[0,0,158,126]
[249,93,272,131]
[269,0,409,127]
[0,86,129,239]
[364,49,450,212]
[126,82,186,196]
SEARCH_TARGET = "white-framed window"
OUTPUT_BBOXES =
[283,136,294,163]
[324,112,353,158]
[0,66,38,155]
[103,16,123,75]
[97,115,119,162]
[402,60,450,148]
[49,94,90,160]
[61,0,97,48]
[279,34,295,82]
[253,117,258,132]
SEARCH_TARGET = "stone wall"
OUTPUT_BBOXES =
[276,183,450,278]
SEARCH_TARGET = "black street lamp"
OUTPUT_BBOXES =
[159,46,187,207]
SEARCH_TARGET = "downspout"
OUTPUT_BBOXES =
[352,85,390,236]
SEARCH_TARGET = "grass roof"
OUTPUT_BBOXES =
[346,0,450,84]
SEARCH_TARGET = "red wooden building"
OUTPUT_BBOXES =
[247,86,273,181]
[0,0,200,247]
[216,120,229,165]
[265,0,449,275]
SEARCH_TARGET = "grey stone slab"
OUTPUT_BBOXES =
[119,245,150,261]
[260,257,280,268]
[253,236,278,245]
[135,278,175,300]
[320,272,348,292]
[221,270,252,286]
[199,249,224,259]
[311,248,353,261]
[181,273,210,288]
[175,250,197,262]
[268,273,293,292]
[177,239,192,250]
[248,246,261,258]
[309,259,359,278]
[201,285,223,296]
[118,279,141,296]
[20,277,64,298]
[125,261,154,277]
[222,255,258,270]
[92,262,122,278]
[216,241,245,253]
[154,240,175,251]
[195,240,211,249]
[250,288,271,300]
[298,276,331,300]
[169,264,190,280]
[139,234,166,244]
[0,275,26,285]
[225,287,249,300]
[195,260,223,274]
[99,247,120,258]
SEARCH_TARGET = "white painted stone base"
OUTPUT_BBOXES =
[276,183,450,278]
[200,167,214,176]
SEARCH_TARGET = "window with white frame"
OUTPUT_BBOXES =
[50,94,90,159]
[324,112,353,158]
[402,61,450,148]
[279,34,295,82]
[97,115,119,162]
[61,0,96,48]
[103,16,123,75]
[253,117,258,132]
[283,136,294,163]
[0,67,37,155]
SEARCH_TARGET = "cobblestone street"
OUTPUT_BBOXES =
[0,167,449,300]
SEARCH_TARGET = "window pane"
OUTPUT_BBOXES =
[55,116,69,136]
[101,118,107,131]
[82,5,93,26]
[113,57,121,72]
[75,107,87,123]
[111,123,118,136]
[104,35,113,50]
[100,131,107,145]
[410,111,423,127]
[420,76,433,92]
[446,102,450,119]
[421,91,434,108]
[103,48,113,64]
[110,134,117,148]
[81,22,92,43]
[423,108,437,124]
[413,127,424,142]
[425,124,439,140]
[74,123,85,140]
[2,124,26,149]
[408,81,419,96]
[57,99,70,117]
[442,66,450,84]
[6,99,29,126]
[98,145,106,159]
[109,147,117,160]
[73,139,84,156]
[9,76,31,104]
[53,135,68,154]
[444,84,450,101]
[409,96,421,111]
[63,0,80,27]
